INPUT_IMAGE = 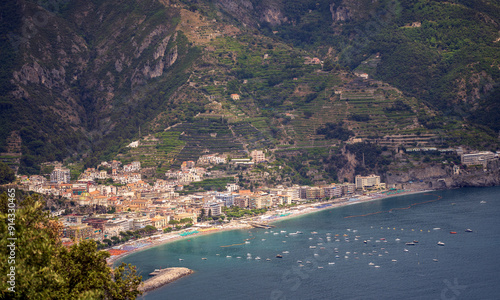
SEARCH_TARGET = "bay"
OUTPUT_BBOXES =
[118,187,500,300]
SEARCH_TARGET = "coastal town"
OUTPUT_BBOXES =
[15,147,499,262]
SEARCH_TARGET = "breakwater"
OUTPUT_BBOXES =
[140,267,194,293]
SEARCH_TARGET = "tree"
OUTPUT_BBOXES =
[0,192,142,299]
[0,162,15,184]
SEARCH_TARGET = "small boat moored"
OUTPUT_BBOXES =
[437,241,445,246]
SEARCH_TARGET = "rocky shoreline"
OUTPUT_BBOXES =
[139,267,194,293]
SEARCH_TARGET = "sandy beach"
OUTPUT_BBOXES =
[107,188,433,265]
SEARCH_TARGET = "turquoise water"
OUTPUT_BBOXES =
[118,187,500,300]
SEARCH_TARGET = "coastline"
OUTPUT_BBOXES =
[107,188,433,266]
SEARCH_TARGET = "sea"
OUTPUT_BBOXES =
[117,187,500,300]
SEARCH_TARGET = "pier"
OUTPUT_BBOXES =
[140,267,194,293]
[249,222,275,229]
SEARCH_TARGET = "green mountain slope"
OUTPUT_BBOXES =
[0,0,498,177]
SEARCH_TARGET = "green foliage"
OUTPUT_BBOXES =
[0,193,142,299]
[0,162,15,184]
[316,122,354,141]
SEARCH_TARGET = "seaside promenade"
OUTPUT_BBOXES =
[106,188,427,265]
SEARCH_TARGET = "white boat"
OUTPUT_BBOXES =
[309,246,316,249]
[369,262,375,266]
[318,266,324,269]
[255,256,261,260]
[297,260,302,263]
[282,251,289,254]
[437,241,445,246]
[311,231,318,234]
[226,255,232,258]
[465,229,473,232]
[266,258,271,261]
[404,249,409,252]
[281,230,287,233]
[179,258,184,261]
[374,265,380,268]
[262,239,266,241]
[433,259,438,262]
[245,241,250,244]
[392,259,397,262]
[328,262,335,265]
[480,200,486,204]
[202,258,207,260]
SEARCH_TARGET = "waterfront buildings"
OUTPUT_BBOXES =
[461,151,496,166]
[355,174,382,190]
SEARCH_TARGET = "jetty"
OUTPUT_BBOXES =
[249,222,275,229]
[140,267,194,293]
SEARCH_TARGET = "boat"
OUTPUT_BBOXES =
[403,249,409,252]
[262,239,266,241]
[465,229,473,232]
[368,262,375,266]
[281,230,287,233]
[433,228,441,230]
[149,269,162,276]
[433,259,439,262]
[179,258,184,261]
[392,259,397,262]
[437,241,445,246]
[309,246,316,249]
[480,200,486,204]
[405,242,415,246]
[266,258,271,261]
[413,240,419,243]
[335,255,340,259]
[297,260,302,263]
[296,231,303,234]
[202,258,207,260]
[255,256,261,260]
[374,265,380,268]
[318,266,324,269]
[395,238,401,242]
[311,231,318,234]
[245,241,250,244]
[276,254,283,258]
[226,255,232,258]
[328,262,335,265]
[450,231,457,234]
[364,240,368,244]
[282,251,289,254]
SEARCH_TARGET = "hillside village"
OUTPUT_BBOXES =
[17,147,498,250]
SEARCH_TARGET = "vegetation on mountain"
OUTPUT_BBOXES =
[0,162,16,184]
[0,0,498,177]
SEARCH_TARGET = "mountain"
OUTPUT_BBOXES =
[0,0,498,178]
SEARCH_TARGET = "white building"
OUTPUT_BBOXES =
[50,167,71,183]
[250,150,266,163]
[355,175,381,190]
[461,152,496,166]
